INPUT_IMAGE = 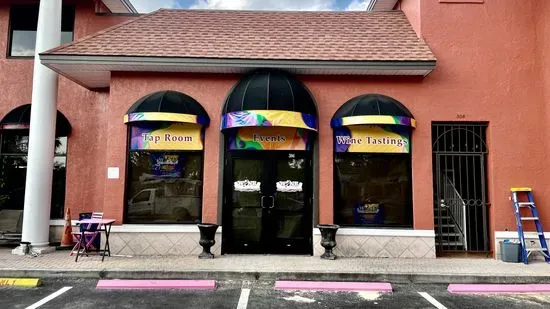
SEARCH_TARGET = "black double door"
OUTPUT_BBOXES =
[222,151,313,255]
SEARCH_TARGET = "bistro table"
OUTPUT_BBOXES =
[74,218,116,262]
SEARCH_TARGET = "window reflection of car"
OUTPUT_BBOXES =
[127,187,200,222]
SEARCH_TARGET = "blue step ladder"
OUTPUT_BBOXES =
[510,187,550,264]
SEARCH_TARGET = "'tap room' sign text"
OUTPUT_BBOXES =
[130,123,203,151]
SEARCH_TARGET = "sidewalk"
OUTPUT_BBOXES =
[1,248,549,284]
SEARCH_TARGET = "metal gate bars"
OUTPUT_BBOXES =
[432,123,489,253]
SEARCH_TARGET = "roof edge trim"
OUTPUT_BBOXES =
[367,0,399,11]
[41,55,436,67]
[40,55,436,89]
[101,0,138,14]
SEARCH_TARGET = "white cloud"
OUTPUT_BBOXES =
[345,0,370,11]
[131,0,181,13]
[190,0,335,11]
[130,0,373,12]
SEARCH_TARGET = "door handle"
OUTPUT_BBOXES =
[269,196,275,209]
[261,196,267,209]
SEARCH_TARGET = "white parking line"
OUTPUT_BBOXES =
[26,286,72,309]
[418,292,448,309]
[237,288,251,309]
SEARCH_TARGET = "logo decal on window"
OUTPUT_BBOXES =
[276,181,303,193]
[234,180,261,192]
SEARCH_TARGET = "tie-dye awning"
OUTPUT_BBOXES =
[124,112,210,126]
[331,115,416,128]
[221,110,318,131]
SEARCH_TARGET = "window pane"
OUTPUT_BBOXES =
[61,31,73,44]
[126,152,203,224]
[10,6,38,30]
[1,134,67,155]
[231,158,264,243]
[61,6,75,32]
[0,156,28,212]
[9,5,74,57]
[334,153,412,227]
[0,130,68,219]
[52,156,67,219]
[55,137,68,155]
[2,133,29,154]
[0,155,67,219]
[274,155,306,239]
[10,30,36,57]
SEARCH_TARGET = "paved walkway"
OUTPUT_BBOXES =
[1,248,549,283]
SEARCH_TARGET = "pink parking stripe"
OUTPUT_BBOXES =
[96,280,216,290]
[448,284,550,294]
[275,281,392,292]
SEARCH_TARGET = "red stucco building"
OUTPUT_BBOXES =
[1,0,550,259]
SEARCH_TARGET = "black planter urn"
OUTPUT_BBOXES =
[317,224,339,260]
[198,223,219,259]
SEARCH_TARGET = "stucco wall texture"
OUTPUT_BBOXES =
[0,1,134,219]
[535,0,550,237]
[399,0,549,237]
[0,0,549,253]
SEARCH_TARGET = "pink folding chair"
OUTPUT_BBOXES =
[71,212,104,261]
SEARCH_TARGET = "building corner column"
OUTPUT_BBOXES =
[12,0,62,255]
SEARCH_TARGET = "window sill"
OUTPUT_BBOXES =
[6,56,34,60]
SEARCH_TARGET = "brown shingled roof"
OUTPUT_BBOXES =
[46,9,435,62]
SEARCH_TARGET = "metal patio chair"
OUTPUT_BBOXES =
[70,212,104,260]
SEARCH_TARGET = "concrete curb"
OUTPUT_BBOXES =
[1,269,550,284]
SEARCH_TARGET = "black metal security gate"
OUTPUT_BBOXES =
[432,123,489,253]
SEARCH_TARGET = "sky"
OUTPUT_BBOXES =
[130,0,373,13]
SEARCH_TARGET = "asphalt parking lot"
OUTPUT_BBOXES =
[2,279,550,309]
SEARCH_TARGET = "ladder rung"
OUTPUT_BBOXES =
[511,187,532,192]
[517,202,535,206]
[526,248,549,252]
[520,217,539,220]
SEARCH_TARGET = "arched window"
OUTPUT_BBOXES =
[332,94,414,227]
[124,91,210,224]
[0,104,71,219]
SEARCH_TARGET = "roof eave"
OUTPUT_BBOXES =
[40,55,436,90]
[367,0,399,11]
[101,0,138,14]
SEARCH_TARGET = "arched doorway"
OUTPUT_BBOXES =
[221,70,318,255]
[0,104,71,240]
